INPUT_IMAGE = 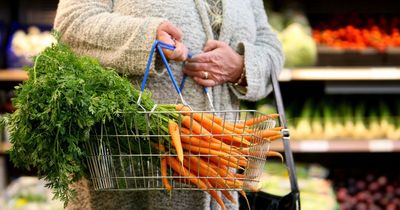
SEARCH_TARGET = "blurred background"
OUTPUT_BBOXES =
[1,0,400,209]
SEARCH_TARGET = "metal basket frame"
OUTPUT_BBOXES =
[86,109,276,191]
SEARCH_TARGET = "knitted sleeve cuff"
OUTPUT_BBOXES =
[229,41,270,102]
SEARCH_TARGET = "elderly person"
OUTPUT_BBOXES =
[54,0,283,209]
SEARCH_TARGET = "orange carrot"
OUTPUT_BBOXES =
[191,114,252,146]
[181,143,230,158]
[153,143,166,152]
[204,114,253,134]
[259,130,281,138]
[239,190,251,210]
[177,104,255,142]
[272,126,283,131]
[176,104,225,125]
[176,104,192,112]
[181,116,212,141]
[180,134,241,154]
[166,156,208,190]
[201,179,227,210]
[184,156,232,189]
[203,113,224,125]
[172,172,190,186]
[180,127,219,143]
[233,173,246,179]
[219,155,248,167]
[268,134,283,141]
[183,155,219,178]
[167,156,227,210]
[207,161,230,176]
[190,155,246,185]
[181,144,246,168]
[221,191,237,204]
[206,163,243,189]
[196,156,245,188]
[244,114,279,126]
[265,151,284,161]
[181,145,247,169]
[180,127,247,152]
[220,123,253,134]
[208,155,244,170]
[169,120,184,164]
[239,148,283,160]
[161,156,172,191]
[180,128,222,144]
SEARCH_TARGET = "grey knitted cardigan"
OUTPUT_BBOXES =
[54,0,283,209]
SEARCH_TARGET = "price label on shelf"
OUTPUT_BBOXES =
[278,69,292,81]
[369,140,394,152]
[299,141,329,152]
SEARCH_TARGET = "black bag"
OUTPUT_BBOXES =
[240,70,300,210]
[244,191,299,210]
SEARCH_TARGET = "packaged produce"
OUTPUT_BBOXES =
[267,4,317,68]
[281,98,400,140]
[334,172,400,209]
[7,25,56,68]
[279,23,317,67]
[313,15,400,52]
[0,177,63,210]
[259,162,338,210]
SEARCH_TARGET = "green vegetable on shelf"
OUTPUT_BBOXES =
[323,102,337,140]
[369,110,381,139]
[278,23,317,68]
[352,104,368,140]
[311,106,324,139]
[379,102,394,139]
[342,104,354,140]
[293,99,313,140]
[388,102,400,140]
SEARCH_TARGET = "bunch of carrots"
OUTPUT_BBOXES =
[154,104,284,210]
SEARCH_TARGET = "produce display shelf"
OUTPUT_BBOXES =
[3,68,400,82]
[0,69,28,81]
[279,67,400,81]
[270,140,400,153]
[0,143,11,154]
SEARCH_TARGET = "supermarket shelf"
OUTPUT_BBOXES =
[271,140,400,153]
[0,69,28,81]
[2,68,400,82]
[0,143,11,154]
[279,67,400,81]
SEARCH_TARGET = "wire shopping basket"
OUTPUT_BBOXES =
[85,109,276,191]
[84,41,278,192]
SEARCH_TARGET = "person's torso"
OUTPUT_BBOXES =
[114,0,257,112]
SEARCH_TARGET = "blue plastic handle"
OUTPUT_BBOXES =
[140,41,159,92]
[156,44,182,94]
[139,40,192,95]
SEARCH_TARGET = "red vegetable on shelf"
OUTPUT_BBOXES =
[313,15,400,52]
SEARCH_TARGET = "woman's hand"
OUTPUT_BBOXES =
[157,21,189,61]
[183,40,244,87]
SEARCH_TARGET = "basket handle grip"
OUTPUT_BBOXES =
[137,40,192,109]
[271,69,301,209]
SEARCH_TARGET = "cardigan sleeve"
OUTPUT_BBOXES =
[229,0,284,101]
[54,0,166,76]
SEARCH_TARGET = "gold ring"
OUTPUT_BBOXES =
[203,71,209,80]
